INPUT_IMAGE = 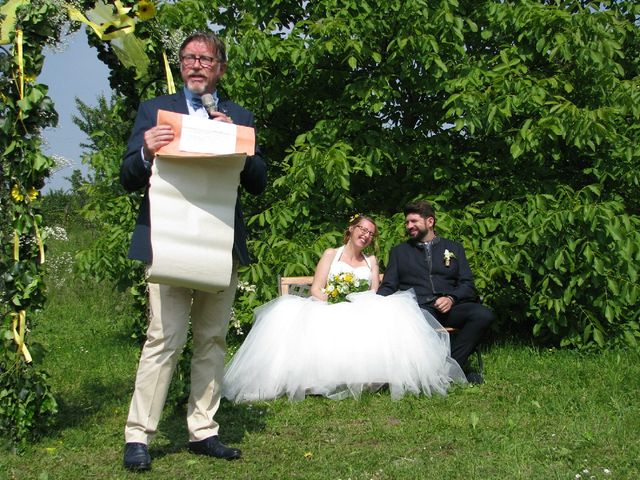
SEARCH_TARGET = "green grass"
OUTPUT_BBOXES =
[1,225,639,479]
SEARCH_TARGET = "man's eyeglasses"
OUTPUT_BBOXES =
[180,54,217,68]
[355,225,375,237]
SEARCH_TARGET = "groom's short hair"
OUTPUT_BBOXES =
[404,201,436,225]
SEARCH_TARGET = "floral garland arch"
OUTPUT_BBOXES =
[0,0,172,445]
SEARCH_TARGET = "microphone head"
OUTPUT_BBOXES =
[201,93,217,112]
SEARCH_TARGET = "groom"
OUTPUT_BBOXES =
[377,201,494,383]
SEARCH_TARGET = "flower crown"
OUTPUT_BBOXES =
[349,213,362,224]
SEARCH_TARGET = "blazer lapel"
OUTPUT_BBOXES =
[174,90,189,115]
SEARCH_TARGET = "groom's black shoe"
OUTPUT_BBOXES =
[188,436,242,460]
[123,442,151,471]
[466,372,484,385]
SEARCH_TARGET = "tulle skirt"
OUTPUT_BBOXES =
[223,290,466,402]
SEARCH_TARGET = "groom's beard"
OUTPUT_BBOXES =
[407,226,428,241]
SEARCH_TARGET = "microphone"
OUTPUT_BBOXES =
[201,93,218,118]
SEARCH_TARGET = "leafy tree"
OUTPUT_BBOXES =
[76,0,640,351]
[220,0,640,347]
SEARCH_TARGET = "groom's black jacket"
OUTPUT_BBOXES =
[377,236,478,307]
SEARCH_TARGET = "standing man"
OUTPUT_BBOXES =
[120,31,267,471]
[377,201,493,384]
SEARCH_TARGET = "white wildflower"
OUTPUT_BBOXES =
[44,226,68,241]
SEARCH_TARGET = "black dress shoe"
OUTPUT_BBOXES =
[188,436,242,460]
[466,372,484,385]
[123,442,151,471]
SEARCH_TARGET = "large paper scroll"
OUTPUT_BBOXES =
[156,110,255,157]
[146,110,255,292]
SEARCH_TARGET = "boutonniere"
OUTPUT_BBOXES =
[444,249,456,267]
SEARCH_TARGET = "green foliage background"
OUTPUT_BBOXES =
[80,1,640,347]
[2,0,640,445]
[77,0,640,348]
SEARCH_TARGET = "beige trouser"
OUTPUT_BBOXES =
[124,264,238,444]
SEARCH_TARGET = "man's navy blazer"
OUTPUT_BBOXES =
[120,90,267,266]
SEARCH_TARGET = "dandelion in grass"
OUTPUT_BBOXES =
[322,272,369,304]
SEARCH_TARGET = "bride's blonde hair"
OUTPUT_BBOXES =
[343,213,378,246]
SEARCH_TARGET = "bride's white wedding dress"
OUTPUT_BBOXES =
[223,246,466,402]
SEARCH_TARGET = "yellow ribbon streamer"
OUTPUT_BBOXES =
[67,2,135,41]
[163,51,176,94]
[13,230,20,261]
[34,219,45,264]
[12,311,33,363]
[16,28,24,99]
[0,0,28,45]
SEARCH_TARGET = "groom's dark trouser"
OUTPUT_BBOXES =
[424,302,494,369]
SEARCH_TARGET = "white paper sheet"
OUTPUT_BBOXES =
[179,115,238,154]
[146,153,247,292]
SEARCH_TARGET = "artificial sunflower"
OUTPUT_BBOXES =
[27,186,38,201]
[135,0,156,21]
[11,184,24,202]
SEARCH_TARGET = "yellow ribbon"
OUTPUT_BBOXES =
[12,310,33,363]
[11,219,45,263]
[66,1,149,79]
[163,51,176,94]
[0,0,28,45]
[34,219,45,264]
[16,28,24,99]
[67,1,135,41]
[13,230,20,261]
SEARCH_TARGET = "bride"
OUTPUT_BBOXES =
[223,214,466,402]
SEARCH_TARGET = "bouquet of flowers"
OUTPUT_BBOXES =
[323,272,370,304]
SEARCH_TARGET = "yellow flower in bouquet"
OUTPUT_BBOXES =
[323,272,370,304]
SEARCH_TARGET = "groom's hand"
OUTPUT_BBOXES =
[434,295,454,314]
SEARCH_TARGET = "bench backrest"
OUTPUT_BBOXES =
[278,276,315,296]
[278,274,384,297]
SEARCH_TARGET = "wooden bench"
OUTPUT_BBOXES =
[277,275,483,373]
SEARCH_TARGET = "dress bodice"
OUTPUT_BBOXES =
[328,246,372,282]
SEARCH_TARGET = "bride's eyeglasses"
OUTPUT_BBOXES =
[355,225,375,237]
